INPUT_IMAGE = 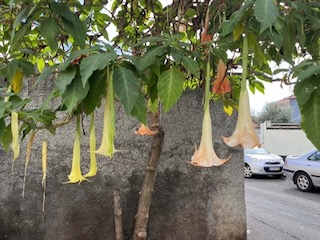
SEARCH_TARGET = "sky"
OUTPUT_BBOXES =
[248,81,293,115]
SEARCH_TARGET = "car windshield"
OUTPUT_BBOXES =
[244,148,269,155]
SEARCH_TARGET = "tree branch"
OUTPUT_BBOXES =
[133,112,164,240]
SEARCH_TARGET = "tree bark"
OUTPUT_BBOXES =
[133,113,164,240]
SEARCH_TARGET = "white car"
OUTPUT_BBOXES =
[244,148,284,178]
[284,149,320,192]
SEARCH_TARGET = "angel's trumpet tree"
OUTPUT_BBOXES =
[95,68,117,158]
[66,116,87,184]
[222,32,260,149]
[85,113,97,177]
[191,58,232,167]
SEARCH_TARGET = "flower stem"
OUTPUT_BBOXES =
[241,26,248,91]
[204,53,211,112]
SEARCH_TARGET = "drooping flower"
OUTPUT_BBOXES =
[22,130,37,197]
[134,124,158,136]
[85,112,98,177]
[11,111,20,161]
[95,68,117,158]
[66,116,87,184]
[191,105,232,167]
[222,88,260,149]
[222,32,260,149]
[212,59,232,95]
[191,57,232,167]
[41,139,47,189]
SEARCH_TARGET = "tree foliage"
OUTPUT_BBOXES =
[0,0,320,150]
[258,103,291,123]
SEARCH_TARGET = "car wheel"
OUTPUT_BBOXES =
[244,164,253,178]
[295,172,313,192]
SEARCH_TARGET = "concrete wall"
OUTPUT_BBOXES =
[260,121,315,157]
[0,86,246,240]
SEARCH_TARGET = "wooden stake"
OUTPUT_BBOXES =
[114,190,124,240]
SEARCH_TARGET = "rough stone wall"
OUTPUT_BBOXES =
[0,86,246,240]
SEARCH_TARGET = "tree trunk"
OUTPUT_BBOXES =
[133,113,164,240]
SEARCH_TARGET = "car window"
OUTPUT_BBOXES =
[308,151,320,161]
[244,148,268,155]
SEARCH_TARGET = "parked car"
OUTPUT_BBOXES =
[244,147,284,178]
[284,149,320,192]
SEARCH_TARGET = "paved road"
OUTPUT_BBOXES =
[245,176,320,240]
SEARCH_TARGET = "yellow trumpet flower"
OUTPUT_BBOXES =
[11,111,20,161]
[11,69,23,93]
[191,56,232,167]
[95,68,117,158]
[85,113,98,177]
[66,116,87,184]
[42,139,47,188]
[222,31,260,149]
[222,88,260,149]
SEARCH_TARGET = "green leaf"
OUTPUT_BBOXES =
[10,22,31,50]
[2,60,19,82]
[254,0,279,33]
[158,66,185,112]
[61,18,86,49]
[0,118,5,143]
[182,56,200,78]
[113,67,140,114]
[39,18,60,52]
[222,0,255,36]
[294,76,319,107]
[138,46,166,71]
[283,22,296,58]
[300,88,320,150]
[130,92,147,124]
[50,2,86,48]
[248,32,265,67]
[0,102,5,118]
[34,65,58,87]
[299,65,320,81]
[17,60,34,75]
[56,67,77,93]
[1,124,12,152]
[62,73,90,113]
[83,70,107,115]
[59,45,102,71]
[80,52,117,88]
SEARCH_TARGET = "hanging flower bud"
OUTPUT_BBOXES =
[42,139,47,188]
[11,111,20,161]
[11,69,23,93]
[95,68,117,158]
[22,130,37,197]
[134,124,158,136]
[212,59,232,95]
[85,113,98,177]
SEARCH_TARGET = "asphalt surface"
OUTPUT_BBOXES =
[245,176,320,240]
